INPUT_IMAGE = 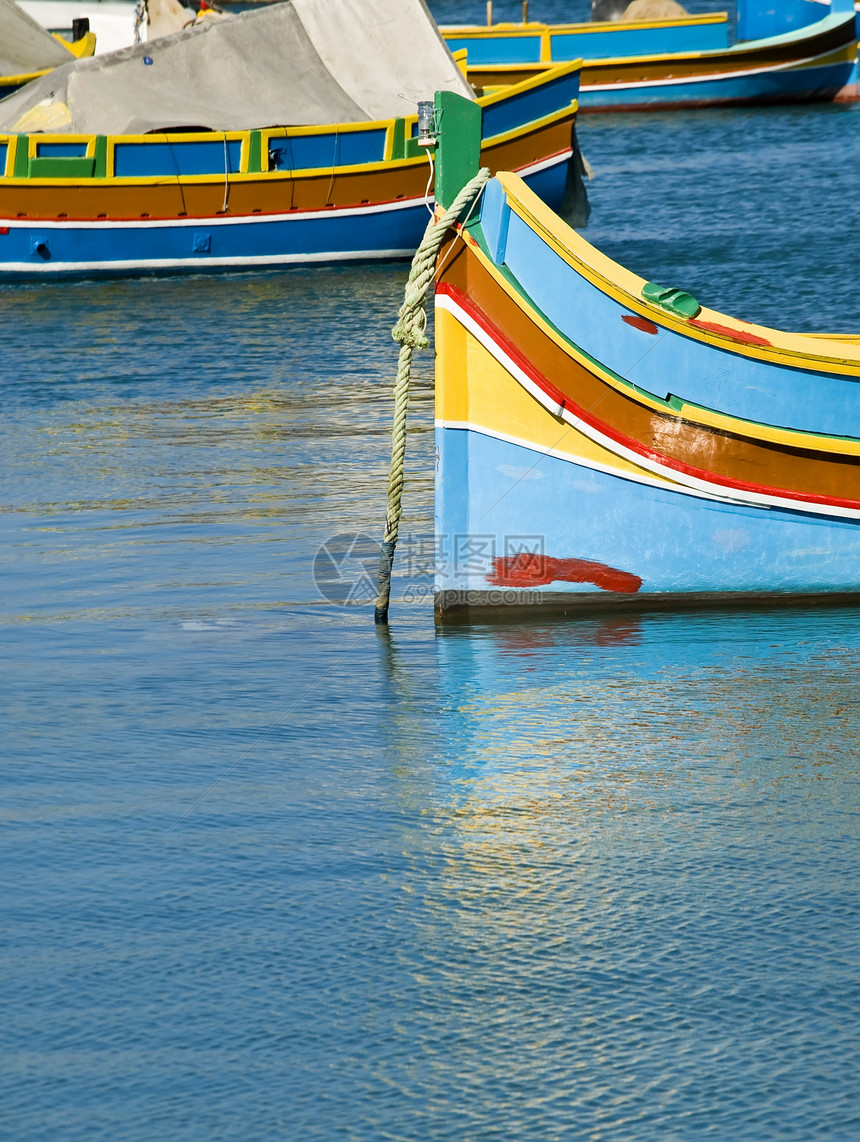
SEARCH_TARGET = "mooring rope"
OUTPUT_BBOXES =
[374,166,491,624]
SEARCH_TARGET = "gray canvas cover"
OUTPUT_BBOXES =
[0,0,475,134]
[0,0,75,76]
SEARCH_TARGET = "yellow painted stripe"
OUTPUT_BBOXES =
[0,69,49,87]
[28,136,98,160]
[435,304,680,484]
[476,57,582,109]
[791,42,857,70]
[562,39,855,70]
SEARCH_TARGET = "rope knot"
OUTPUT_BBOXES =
[392,307,429,349]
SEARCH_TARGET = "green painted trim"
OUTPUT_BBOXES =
[247,130,262,174]
[641,282,701,319]
[93,136,107,179]
[28,156,96,179]
[13,137,28,179]
[434,91,481,212]
[390,118,405,161]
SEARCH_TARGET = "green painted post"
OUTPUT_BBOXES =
[247,130,262,174]
[433,90,481,213]
[390,118,406,161]
[93,136,108,179]
[13,136,29,179]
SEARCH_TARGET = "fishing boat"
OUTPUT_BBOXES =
[1,0,95,98]
[442,0,859,111]
[0,0,583,278]
[430,92,860,616]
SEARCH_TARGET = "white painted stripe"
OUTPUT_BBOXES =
[585,43,849,93]
[437,415,736,503]
[436,291,860,522]
[0,248,415,273]
[513,149,572,175]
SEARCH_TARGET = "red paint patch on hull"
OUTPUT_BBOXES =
[622,314,659,335]
[488,553,643,594]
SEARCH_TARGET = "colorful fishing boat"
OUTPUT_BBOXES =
[0,1,583,277]
[431,92,860,615]
[1,0,94,98]
[442,0,859,111]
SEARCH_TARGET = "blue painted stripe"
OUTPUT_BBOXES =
[114,139,244,178]
[516,156,570,215]
[0,205,423,270]
[480,177,511,266]
[267,128,388,171]
[549,23,728,60]
[35,142,89,158]
[737,0,847,42]
[435,426,860,598]
[445,33,543,65]
[578,58,856,111]
[481,69,580,139]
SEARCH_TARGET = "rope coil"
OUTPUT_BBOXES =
[374,167,491,624]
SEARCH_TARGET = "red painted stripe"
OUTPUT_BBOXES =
[437,280,860,513]
[688,317,772,347]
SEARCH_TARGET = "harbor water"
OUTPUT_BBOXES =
[2,2,859,1137]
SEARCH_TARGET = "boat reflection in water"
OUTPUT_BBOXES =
[370,606,860,1137]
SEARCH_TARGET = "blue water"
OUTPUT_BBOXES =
[2,4,860,1137]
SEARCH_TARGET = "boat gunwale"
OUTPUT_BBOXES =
[444,10,854,69]
[491,170,860,373]
[0,110,574,196]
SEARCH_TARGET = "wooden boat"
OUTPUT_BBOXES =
[0,66,581,278]
[431,92,860,616]
[442,0,859,111]
[0,0,583,278]
[0,0,94,98]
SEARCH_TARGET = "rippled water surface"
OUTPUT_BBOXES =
[2,4,859,1137]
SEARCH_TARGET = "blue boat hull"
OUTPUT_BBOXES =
[435,426,860,609]
[578,58,858,112]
